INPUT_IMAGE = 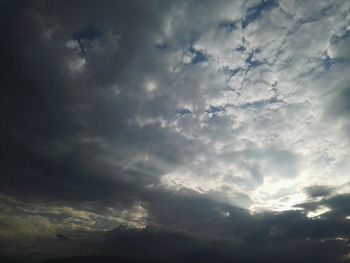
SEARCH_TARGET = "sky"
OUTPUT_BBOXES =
[1,0,350,262]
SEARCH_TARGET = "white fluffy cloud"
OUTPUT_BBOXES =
[123,0,350,211]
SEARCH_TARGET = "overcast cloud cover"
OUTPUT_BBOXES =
[1,0,350,262]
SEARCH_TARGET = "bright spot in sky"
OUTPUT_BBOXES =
[145,80,158,92]
[306,206,331,218]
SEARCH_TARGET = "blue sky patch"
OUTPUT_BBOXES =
[176,108,192,116]
[189,45,208,64]
[73,23,103,54]
[206,105,225,114]
[242,0,277,28]
[245,51,264,70]
[218,21,236,33]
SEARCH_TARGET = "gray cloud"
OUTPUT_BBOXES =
[304,185,334,198]
[1,0,350,262]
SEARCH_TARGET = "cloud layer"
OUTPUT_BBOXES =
[1,0,350,262]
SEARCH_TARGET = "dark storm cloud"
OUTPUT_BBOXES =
[1,0,215,206]
[304,185,334,198]
[40,197,350,263]
[4,191,345,263]
[0,0,172,203]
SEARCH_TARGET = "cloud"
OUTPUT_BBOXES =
[304,185,334,198]
[39,199,350,262]
[1,0,350,262]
